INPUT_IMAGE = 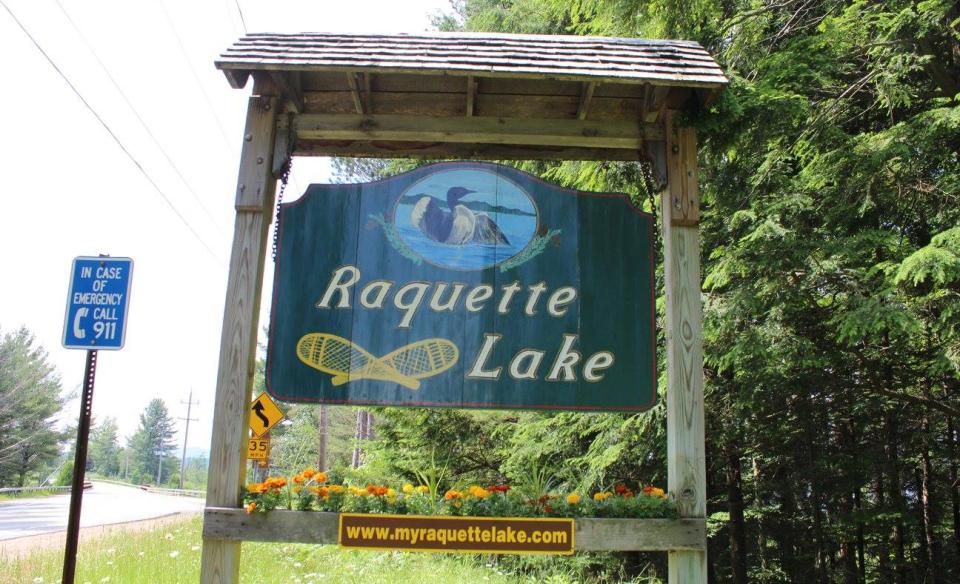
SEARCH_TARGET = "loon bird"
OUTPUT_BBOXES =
[410,187,510,245]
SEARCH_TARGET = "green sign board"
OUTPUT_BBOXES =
[266,162,655,411]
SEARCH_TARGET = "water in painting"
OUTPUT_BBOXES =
[392,168,538,271]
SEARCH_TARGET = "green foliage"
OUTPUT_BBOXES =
[127,398,177,485]
[0,326,66,487]
[88,416,121,476]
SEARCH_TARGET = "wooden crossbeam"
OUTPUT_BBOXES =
[294,140,643,161]
[363,73,372,114]
[466,75,477,117]
[346,72,364,114]
[576,81,597,120]
[292,113,662,149]
[268,72,303,113]
[203,508,707,552]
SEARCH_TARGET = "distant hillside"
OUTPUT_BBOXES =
[398,194,536,217]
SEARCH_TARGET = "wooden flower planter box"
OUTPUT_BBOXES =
[203,508,706,552]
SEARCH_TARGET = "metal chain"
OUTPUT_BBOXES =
[272,114,296,263]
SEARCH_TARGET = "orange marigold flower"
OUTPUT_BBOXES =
[293,475,305,484]
[444,489,461,500]
[566,494,581,504]
[293,486,302,493]
[468,486,490,499]
[487,484,511,493]
[615,484,631,495]
[593,492,613,501]
[244,502,257,514]
[644,486,666,498]
[315,472,327,483]
[302,468,316,479]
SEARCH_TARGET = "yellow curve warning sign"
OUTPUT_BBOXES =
[249,393,284,438]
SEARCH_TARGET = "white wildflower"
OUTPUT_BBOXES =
[169,550,180,558]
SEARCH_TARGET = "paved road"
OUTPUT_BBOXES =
[0,481,204,540]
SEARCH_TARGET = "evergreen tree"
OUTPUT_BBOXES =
[0,326,65,487]
[88,417,121,476]
[127,399,177,484]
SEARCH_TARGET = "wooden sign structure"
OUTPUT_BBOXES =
[202,32,726,584]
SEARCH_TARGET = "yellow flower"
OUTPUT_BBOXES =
[416,485,430,494]
[244,502,257,514]
[402,483,414,494]
[593,492,613,501]
[328,485,344,494]
[453,500,462,508]
[467,485,490,499]
[643,487,667,499]
[566,494,581,504]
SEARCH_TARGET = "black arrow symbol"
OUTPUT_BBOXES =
[252,401,270,428]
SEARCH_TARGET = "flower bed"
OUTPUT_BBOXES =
[243,469,676,520]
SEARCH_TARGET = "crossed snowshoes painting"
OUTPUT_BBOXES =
[296,333,459,391]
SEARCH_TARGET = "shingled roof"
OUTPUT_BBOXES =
[216,32,727,89]
[215,32,725,162]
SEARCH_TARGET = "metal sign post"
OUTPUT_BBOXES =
[61,255,132,584]
[61,349,97,584]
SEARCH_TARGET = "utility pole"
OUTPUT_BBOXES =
[317,405,328,471]
[178,388,200,489]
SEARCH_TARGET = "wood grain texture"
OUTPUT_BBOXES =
[200,95,278,584]
[302,91,650,121]
[293,140,643,161]
[661,110,707,584]
[664,111,699,226]
[234,96,278,210]
[291,113,660,149]
[576,81,597,120]
[203,508,706,551]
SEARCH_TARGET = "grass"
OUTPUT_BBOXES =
[0,489,67,502]
[1,516,542,584]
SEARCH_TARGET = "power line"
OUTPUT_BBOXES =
[233,0,248,34]
[0,0,222,262]
[54,0,226,236]
[156,0,236,154]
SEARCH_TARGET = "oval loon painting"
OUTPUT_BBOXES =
[392,168,538,271]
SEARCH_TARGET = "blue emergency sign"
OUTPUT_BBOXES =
[62,256,133,350]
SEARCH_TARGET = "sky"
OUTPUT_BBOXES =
[0,0,452,455]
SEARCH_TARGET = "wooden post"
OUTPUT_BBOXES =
[200,89,278,584]
[662,110,707,582]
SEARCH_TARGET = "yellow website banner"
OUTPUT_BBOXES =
[338,513,575,555]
